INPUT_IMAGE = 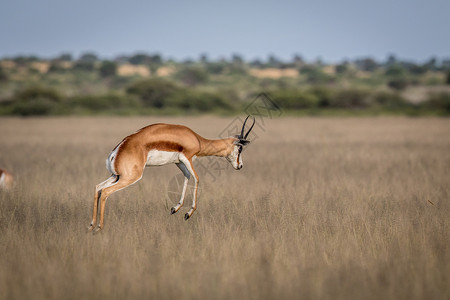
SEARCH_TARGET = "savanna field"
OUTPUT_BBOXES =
[0,116,449,299]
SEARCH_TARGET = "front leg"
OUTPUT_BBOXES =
[171,162,191,214]
[178,156,199,220]
[184,174,198,220]
[171,175,189,214]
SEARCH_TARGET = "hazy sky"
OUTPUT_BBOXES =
[0,0,449,62]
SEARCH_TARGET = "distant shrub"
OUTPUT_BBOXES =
[272,89,319,109]
[10,98,55,116]
[385,65,406,77]
[228,64,247,76]
[72,61,95,72]
[329,89,370,109]
[14,86,62,103]
[70,94,141,111]
[6,86,62,116]
[47,62,67,73]
[354,58,378,72]
[300,66,332,84]
[388,78,409,91]
[168,90,234,112]
[0,65,8,82]
[126,78,180,108]
[206,62,226,74]
[310,86,333,108]
[175,66,209,86]
[372,91,409,110]
[335,63,349,74]
[271,88,376,110]
[408,64,427,75]
[99,61,117,78]
[424,92,450,114]
[79,52,98,63]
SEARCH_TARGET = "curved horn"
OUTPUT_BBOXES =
[240,115,250,138]
[244,115,255,139]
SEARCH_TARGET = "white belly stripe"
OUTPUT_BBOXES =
[146,150,180,166]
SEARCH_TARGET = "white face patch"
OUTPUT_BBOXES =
[146,150,181,166]
[226,145,242,170]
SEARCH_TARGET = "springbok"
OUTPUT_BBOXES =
[88,116,255,232]
[0,168,14,190]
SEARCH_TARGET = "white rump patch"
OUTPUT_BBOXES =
[106,145,120,175]
[146,150,181,166]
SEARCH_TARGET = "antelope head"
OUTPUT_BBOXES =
[227,115,255,170]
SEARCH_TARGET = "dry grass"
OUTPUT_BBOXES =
[0,116,449,300]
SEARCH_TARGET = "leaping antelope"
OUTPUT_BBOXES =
[0,168,14,190]
[88,116,255,232]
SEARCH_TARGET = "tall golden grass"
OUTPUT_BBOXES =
[0,116,449,299]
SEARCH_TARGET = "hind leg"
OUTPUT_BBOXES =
[88,175,119,231]
[94,170,144,232]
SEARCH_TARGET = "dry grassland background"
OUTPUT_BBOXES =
[0,116,449,299]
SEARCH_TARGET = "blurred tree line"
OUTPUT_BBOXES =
[0,51,449,116]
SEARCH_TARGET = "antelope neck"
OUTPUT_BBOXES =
[197,137,234,157]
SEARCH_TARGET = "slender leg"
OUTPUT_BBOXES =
[88,175,118,231]
[179,156,199,220]
[171,162,191,214]
[171,176,189,214]
[185,175,199,220]
[95,173,142,232]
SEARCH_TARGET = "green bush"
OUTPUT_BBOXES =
[388,78,409,91]
[14,85,62,102]
[310,86,333,108]
[47,62,67,73]
[168,90,234,112]
[271,89,319,109]
[206,62,226,74]
[330,89,370,108]
[300,66,332,84]
[0,65,9,82]
[99,61,117,78]
[70,94,141,111]
[126,78,180,108]
[385,65,406,77]
[175,66,209,86]
[372,91,409,110]
[4,86,63,116]
[424,92,450,114]
[10,97,55,116]
[72,61,95,72]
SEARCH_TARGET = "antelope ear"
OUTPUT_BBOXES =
[238,139,250,146]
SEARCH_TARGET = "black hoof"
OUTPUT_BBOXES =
[184,213,190,220]
[171,207,176,215]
